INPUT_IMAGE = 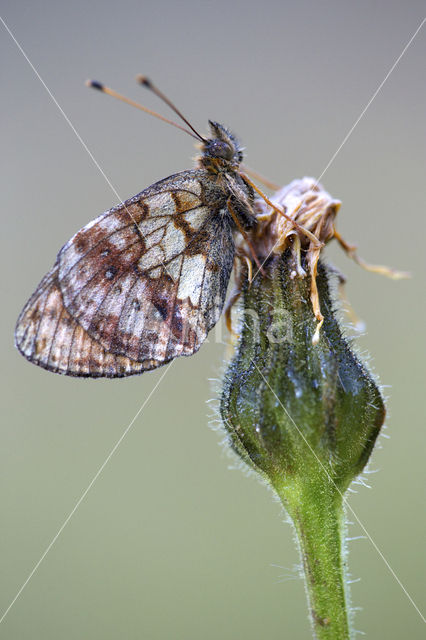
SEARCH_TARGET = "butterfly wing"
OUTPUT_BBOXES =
[14,261,146,377]
[16,170,234,376]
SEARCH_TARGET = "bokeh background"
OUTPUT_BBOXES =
[1,1,425,638]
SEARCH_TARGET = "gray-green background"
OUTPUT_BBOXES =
[1,1,425,638]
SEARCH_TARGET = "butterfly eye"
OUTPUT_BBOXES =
[205,139,233,160]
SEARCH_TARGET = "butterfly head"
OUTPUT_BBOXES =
[199,121,243,172]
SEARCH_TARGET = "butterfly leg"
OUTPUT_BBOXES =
[240,173,324,249]
[227,198,266,277]
[289,233,307,278]
[224,253,253,337]
[334,229,409,280]
[224,288,242,337]
[306,246,324,345]
[327,263,366,332]
[240,164,279,191]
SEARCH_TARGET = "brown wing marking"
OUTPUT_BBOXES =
[15,172,234,375]
[14,262,156,377]
[149,213,235,366]
[56,175,233,365]
[58,182,205,338]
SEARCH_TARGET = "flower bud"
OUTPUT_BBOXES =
[221,253,385,493]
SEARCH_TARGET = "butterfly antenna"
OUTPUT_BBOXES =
[86,80,200,141]
[137,75,206,143]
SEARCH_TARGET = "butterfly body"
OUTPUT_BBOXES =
[15,122,256,377]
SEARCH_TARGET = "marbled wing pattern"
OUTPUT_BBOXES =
[15,262,145,377]
[15,170,235,377]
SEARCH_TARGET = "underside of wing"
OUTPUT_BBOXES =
[14,262,153,377]
[56,170,234,366]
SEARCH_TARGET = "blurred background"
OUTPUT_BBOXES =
[1,1,425,638]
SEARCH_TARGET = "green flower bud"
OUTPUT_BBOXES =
[221,254,385,492]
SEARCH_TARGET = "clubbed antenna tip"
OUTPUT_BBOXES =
[85,79,105,91]
[136,75,152,88]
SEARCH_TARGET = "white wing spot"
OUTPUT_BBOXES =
[177,255,207,304]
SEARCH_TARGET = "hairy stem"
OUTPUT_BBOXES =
[275,478,350,639]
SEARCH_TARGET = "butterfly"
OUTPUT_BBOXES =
[15,78,262,378]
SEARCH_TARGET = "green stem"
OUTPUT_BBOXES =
[275,479,351,640]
